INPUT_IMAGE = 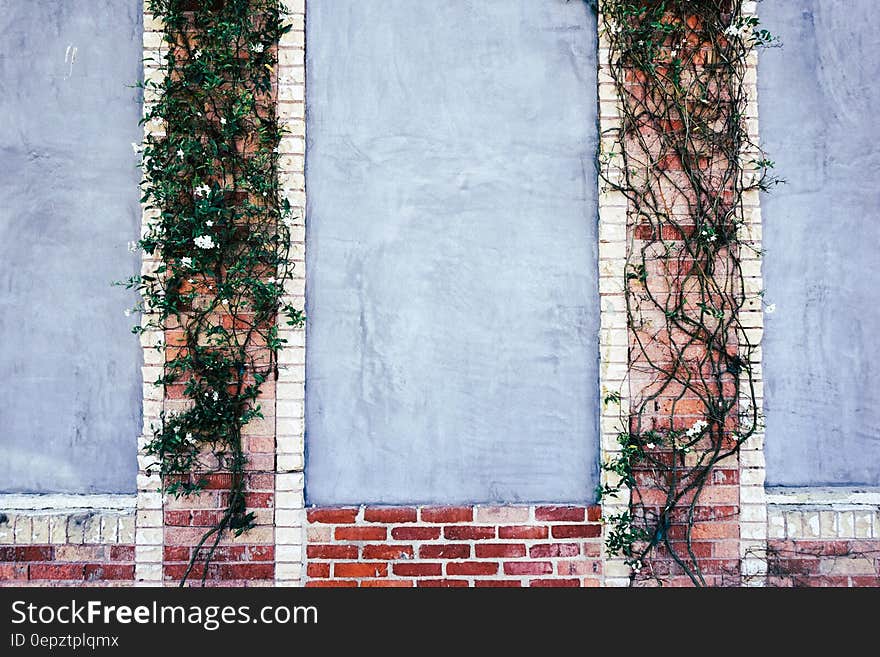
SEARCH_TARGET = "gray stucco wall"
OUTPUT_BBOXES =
[0,1,143,493]
[305,0,599,504]
[759,0,880,486]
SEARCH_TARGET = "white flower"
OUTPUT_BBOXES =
[194,235,216,249]
[253,43,265,54]
[193,49,202,59]
[176,149,184,159]
[205,220,214,227]
[212,391,219,401]
[194,184,210,198]
[180,257,193,268]
[765,303,776,314]
[220,117,227,126]
[724,22,753,40]
[686,419,709,438]
[646,443,655,450]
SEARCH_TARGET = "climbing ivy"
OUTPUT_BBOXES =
[126,0,301,585]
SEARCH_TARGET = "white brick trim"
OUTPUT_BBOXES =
[274,0,307,587]
[596,12,633,588]
[135,7,166,587]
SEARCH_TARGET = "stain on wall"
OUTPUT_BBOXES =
[0,0,143,493]
[759,0,880,486]
[305,0,600,504]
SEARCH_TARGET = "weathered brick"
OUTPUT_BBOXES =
[334,526,386,541]
[475,543,526,558]
[334,562,387,578]
[535,506,586,522]
[363,507,417,524]
[420,507,473,523]
[446,561,498,576]
[307,508,359,524]
[391,527,440,541]
[443,526,495,541]
[503,561,553,576]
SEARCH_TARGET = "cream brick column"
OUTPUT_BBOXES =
[274,0,307,587]
[737,0,769,586]
[135,9,166,586]
[596,11,633,588]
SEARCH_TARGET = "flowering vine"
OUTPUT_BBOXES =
[597,0,777,585]
[126,0,301,585]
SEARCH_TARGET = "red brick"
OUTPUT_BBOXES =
[0,564,28,580]
[335,526,387,541]
[191,510,226,527]
[503,561,553,576]
[362,545,414,560]
[307,544,358,560]
[551,524,601,539]
[243,492,273,508]
[164,546,191,561]
[84,564,134,581]
[417,579,469,588]
[307,563,330,578]
[447,562,498,576]
[363,507,418,523]
[559,560,602,576]
[307,508,359,524]
[0,546,53,562]
[391,527,440,541]
[109,546,135,561]
[334,562,388,578]
[200,473,233,490]
[587,506,602,522]
[529,578,579,587]
[443,526,495,541]
[360,579,415,587]
[247,474,275,491]
[217,563,274,580]
[475,580,521,587]
[499,526,548,540]
[535,506,586,522]
[29,564,84,580]
[420,507,473,523]
[475,543,526,558]
[164,511,192,526]
[393,562,442,577]
[529,543,580,558]
[418,544,470,560]
[306,580,358,588]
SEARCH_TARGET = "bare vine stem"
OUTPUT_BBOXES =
[597,0,777,585]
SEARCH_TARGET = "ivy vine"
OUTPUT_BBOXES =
[126,0,301,585]
[596,0,777,585]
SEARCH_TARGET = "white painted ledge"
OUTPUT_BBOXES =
[765,487,880,507]
[0,494,137,512]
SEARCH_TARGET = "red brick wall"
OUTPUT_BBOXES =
[767,540,880,588]
[305,506,603,588]
[0,546,135,587]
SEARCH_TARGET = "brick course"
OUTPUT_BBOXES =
[305,506,603,588]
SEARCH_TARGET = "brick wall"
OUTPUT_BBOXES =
[1,0,877,590]
[0,508,134,586]
[765,500,880,587]
[305,506,603,588]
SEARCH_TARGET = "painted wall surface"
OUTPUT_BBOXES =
[305,0,600,504]
[760,0,880,486]
[0,1,143,493]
